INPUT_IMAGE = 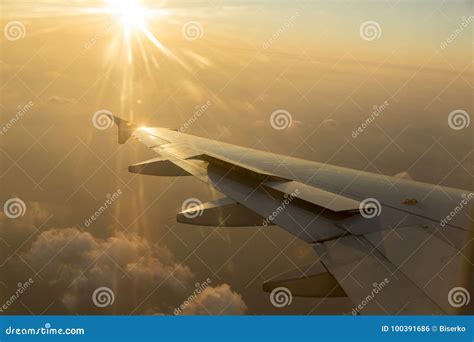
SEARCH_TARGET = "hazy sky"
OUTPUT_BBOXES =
[0,0,472,315]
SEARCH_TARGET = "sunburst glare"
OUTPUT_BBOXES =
[103,0,170,64]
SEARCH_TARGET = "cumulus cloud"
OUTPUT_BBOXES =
[22,227,193,313]
[1,198,249,315]
[180,284,247,315]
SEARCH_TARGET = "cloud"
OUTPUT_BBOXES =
[252,119,303,130]
[320,118,338,130]
[0,201,49,230]
[22,227,193,313]
[393,171,413,180]
[0,201,52,252]
[180,284,247,315]
[1,199,249,315]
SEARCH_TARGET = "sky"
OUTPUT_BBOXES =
[0,0,472,315]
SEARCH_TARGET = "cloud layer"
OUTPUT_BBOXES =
[2,212,248,315]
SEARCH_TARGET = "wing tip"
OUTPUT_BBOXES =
[108,114,137,144]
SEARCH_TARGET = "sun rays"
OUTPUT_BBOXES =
[102,0,172,65]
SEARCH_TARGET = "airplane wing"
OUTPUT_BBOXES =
[108,114,473,315]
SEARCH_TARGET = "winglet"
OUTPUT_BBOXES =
[108,114,137,144]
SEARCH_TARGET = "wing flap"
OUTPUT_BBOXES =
[364,225,467,314]
[264,179,360,213]
[263,262,347,298]
[314,235,445,314]
[128,157,191,176]
[208,164,347,243]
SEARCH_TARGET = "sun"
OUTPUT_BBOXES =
[103,0,172,64]
[106,0,148,32]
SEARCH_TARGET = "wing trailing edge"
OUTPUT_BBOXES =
[263,179,361,213]
[263,262,347,298]
[128,157,191,177]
